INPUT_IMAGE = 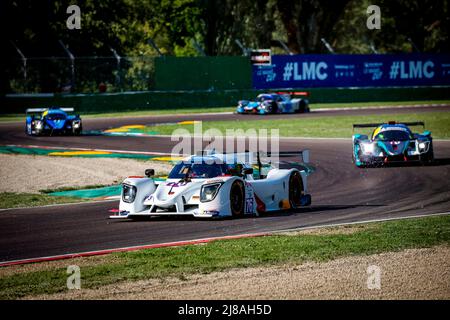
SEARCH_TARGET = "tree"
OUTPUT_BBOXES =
[277,0,351,53]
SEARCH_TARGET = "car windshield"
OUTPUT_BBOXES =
[257,95,274,102]
[168,162,230,179]
[374,129,412,141]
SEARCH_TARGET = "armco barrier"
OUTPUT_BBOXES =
[2,86,450,114]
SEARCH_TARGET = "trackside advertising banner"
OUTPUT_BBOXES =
[252,54,450,89]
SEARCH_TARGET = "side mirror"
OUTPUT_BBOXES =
[145,169,155,177]
[242,168,253,175]
[423,130,431,136]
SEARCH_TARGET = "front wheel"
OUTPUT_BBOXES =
[289,171,304,208]
[297,100,309,113]
[230,180,245,217]
[421,142,434,165]
[72,125,82,136]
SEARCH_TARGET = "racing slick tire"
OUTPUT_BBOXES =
[230,180,245,217]
[288,171,304,208]
[420,142,434,165]
[354,146,369,168]
[296,100,309,113]
[72,125,82,136]
[265,102,278,114]
[26,124,39,136]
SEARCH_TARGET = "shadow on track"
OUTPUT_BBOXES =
[430,158,450,166]
[259,204,385,218]
[359,158,450,168]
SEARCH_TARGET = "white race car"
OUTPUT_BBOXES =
[110,150,312,219]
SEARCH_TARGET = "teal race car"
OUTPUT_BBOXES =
[236,92,310,115]
[352,121,434,167]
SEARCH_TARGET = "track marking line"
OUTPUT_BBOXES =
[0,211,448,268]
[271,211,450,234]
[313,103,450,112]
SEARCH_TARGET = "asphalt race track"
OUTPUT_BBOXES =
[0,105,449,262]
[0,104,448,153]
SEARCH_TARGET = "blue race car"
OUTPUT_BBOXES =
[236,92,310,115]
[25,107,82,136]
[352,121,434,167]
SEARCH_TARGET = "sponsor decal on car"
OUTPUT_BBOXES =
[244,182,255,214]
[200,209,220,215]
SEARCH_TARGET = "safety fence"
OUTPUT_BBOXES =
[3,54,450,113]
[7,56,155,94]
[3,86,450,114]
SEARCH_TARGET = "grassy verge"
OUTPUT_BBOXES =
[123,111,450,139]
[1,100,449,122]
[0,192,89,209]
[0,214,449,299]
[310,99,450,110]
[0,107,234,122]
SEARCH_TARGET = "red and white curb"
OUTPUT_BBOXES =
[2,144,173,156]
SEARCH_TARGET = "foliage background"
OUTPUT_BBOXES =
[2,0,449,93]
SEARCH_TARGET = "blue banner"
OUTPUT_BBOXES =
[252,54,450,89]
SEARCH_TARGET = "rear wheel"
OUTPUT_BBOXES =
[298,100,308,113]
[289,171,304,208]
[230,180,245,217]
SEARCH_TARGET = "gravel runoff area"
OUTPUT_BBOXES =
[0,154,172,194]
[28,245,450,300]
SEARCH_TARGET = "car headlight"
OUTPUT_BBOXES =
[361,143,375,154]
[122,184,137,203]
[418,142,429,152]
[200,183,223,202]
[73,120,81,128]
[35,120,43,129]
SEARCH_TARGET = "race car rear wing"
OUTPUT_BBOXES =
[256,149,310,178]
[353,121,425,130]
[26,107,75,114]
[276,91,309,97]
[263,150,310,163]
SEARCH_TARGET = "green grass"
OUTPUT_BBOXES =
[0,192,88,209]
[130,111,450,139]
[309,99,450,110]
[1,214,449,299]
[1,100,448,122]
[0,106,234,122]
